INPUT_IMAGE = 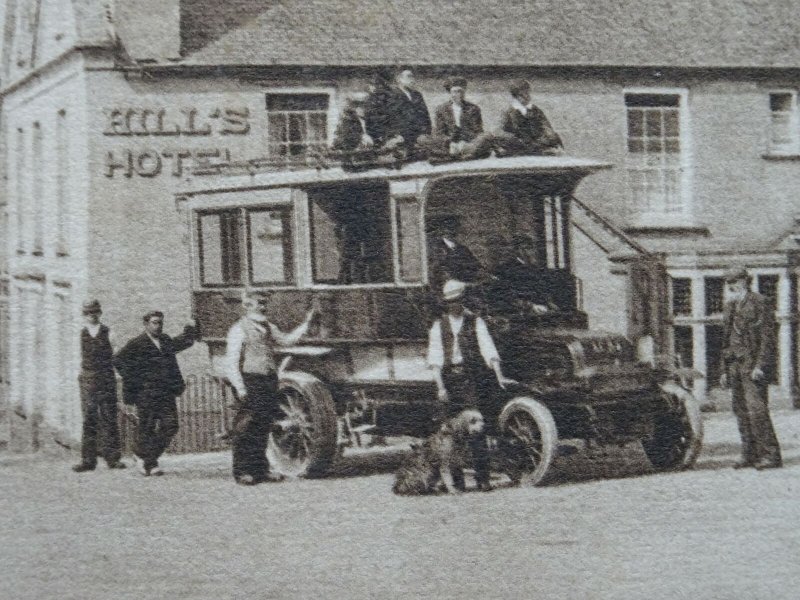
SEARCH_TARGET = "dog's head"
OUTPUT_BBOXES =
[448,409,485,436]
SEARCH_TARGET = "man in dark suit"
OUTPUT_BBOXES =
[331,92,374,152]
[489,234,554,315]
[114,311,200,476]
[719,266,782,470]
[496,79,563,156]
[427,214,485,293]
[383,67,432,157]
[418,77,495,161]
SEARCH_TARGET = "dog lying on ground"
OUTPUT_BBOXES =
[392,409,486,495]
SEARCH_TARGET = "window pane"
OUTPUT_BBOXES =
[627,110,643,137]
[770,92,793,112]
[663,109,680,137]
[673,325,694,368]
[199,211,241,285]
[397,198,423,282]
[627,138,644,153]
[704,277,724,315]
[266,93,328,111]
[664,138,680,153]
[308,113,327,142]
[625,93,680,108]
[672,277,692,316]
[645,110,662,137]
[288,113,308,143]
[249,209,293,284]
[646,138,663,153]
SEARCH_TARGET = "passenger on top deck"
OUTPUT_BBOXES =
[382,67,432,158]
[417,77,496,161]
[364,68,394,148]
[331,92,375,152]
[496,79,563,157]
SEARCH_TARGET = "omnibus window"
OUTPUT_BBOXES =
[198,210,242,285]
[248,208,293,285]
[396,197,423,282]
[309,184,392,284]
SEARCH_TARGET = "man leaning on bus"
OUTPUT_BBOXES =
[224,290,316,486]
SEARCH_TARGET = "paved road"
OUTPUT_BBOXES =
[1,411,799,600]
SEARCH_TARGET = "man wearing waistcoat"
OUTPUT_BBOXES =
[72,300,126,472]
[719,266,782,470]
[427,280,515,491]
[114,311,200,476]
[225,290,316,485]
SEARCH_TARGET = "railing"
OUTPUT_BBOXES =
[118,374,235,455]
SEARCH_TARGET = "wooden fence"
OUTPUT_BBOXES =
[118,374,235,455]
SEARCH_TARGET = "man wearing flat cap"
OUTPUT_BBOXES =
[720,266,782,470]
[496,79,563,157]
[72,300,126,473]
[224,290,316,485]
[113,311,200,476]
[427,279,515,491]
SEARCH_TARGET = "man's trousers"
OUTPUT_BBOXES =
[728,360,782,466]
[79,373,122,467]
[231,373,281,482]
[135,394,179,469]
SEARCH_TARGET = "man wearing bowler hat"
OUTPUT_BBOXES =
[113,311,200,476]
[72,300,126,472]
[720,266,782,470]
[427,279,515,491]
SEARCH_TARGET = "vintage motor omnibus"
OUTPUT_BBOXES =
[177,154,702,485]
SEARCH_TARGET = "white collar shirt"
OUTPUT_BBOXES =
[511,98,533,116]
[451,102,463,127]
[426,314,500,369]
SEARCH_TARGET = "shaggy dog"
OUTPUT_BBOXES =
[392,409,485,495]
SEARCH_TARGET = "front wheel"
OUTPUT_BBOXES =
[267,372,337,478]
[641,381,703,471]
[498,397,558,486]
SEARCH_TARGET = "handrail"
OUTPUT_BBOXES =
[567,194,652,257]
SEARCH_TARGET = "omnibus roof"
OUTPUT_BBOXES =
[177,155,612,198]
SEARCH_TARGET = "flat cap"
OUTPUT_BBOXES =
[442,280,466,301]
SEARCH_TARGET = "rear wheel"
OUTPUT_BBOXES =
[267,372,337,478]
[641,381,703,471]
[499,397,558,486]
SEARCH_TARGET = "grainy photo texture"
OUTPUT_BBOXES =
[1,1,798,598]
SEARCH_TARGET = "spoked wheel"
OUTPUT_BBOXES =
[267,372,337,478]
[641,381,703,471]
[499,397,558,486]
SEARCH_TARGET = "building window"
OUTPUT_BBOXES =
[671,277,692,316]
[768,92,799,155]
[704,277,724,315]
[625,92,689,221]
[56,110,68,256]
[266,93,329,161]
[32,123,43,255]
[309,183,393,285]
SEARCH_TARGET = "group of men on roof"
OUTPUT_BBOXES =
[331,67,563,163]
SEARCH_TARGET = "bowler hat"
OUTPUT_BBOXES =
[442,280,466,301]
[509,79,531,97]
[723,266,750,283]
[82,299,102,315]
[444,77,467,91]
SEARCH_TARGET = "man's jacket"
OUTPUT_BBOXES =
[721,292,776,377]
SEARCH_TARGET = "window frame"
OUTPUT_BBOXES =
[246,206,295,287]
[766,90,799,156]
[623,88,693,227]
[263,87,337,162]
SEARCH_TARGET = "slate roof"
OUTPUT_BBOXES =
[178,0,800,68]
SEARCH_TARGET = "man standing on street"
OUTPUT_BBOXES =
[72,300,126,473]
[225,290,316,485]
[114,311,200,476]
[720,266,782,470]
[427,280,515,491]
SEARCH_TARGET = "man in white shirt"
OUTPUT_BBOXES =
[73,299,126,473]
[225,290,316,485]
[427,280,515,491]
